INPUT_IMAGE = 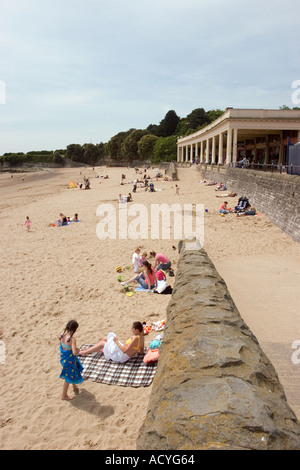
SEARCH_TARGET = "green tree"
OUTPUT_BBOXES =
[175,117,189,136]
[121,129,149,161]
[96,142,106,160]
[186,108,208,130]
[66,144,84,162]
[152,136,177,163]
[158,110,180,137]
[147,123,160,136]
[107,130,134,161]
[53,151,63,164]
[83,143,100,165]
[206,109,224,123]
[138,134,158,161]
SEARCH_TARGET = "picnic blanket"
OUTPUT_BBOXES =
[79,345,157,387]
[135,279,166,292]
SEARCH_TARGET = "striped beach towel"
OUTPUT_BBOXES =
[79,345,157,387]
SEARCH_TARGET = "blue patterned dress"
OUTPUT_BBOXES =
[59,342,84,384]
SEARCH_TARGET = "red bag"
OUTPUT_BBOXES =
[143,348,159,363]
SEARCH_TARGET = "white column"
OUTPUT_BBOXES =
[185,145,188,162]
[211,136,216,164]
[226,129,233,165]
[206,138,210,163]
[218,133,224,164]
[190,144,193,163]
[195,142,198,160]
[200,141,204,163]
[233,128,238,165]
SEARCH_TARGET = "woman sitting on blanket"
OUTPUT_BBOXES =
[122,261,158,291]
[79,321,145,363]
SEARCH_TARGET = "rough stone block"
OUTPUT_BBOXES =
[137,241,300,450]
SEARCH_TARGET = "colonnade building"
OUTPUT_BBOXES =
[177,108,300,166]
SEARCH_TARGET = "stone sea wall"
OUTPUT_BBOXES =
[137,240,300,450]
[165,162,178,181]
[200,166,300,242]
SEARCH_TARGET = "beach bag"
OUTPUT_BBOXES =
[143,348,159,363]
[142,323,152,336]
[160,285,173,295]
[149,340,161,349]
[155,281,168,293]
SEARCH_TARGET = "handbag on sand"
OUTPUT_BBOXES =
[143,348,159,363]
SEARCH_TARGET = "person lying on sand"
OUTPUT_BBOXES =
[216,192,237,198]
[236,207,257,217]
[79,321,145,363]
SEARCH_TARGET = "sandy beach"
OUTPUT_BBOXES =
[1,165,300,450]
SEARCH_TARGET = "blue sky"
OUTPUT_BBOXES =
[1,0,299,154]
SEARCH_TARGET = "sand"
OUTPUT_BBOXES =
[1,165,300,450]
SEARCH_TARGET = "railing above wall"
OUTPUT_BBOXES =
[192,162,300,176]
[231,162,300,176]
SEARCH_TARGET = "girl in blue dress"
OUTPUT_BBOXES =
[59,320,84,400]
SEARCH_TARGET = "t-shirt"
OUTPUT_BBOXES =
[156,254,168,264]
[145,269,156,286]
[220,203,227,211]
[132,252,140,272]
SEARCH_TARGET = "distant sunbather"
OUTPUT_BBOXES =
[216,192,237,198]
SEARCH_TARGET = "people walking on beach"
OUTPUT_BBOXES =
[25,216,31,232]
[59,320,84,400]
[79,321,145,363]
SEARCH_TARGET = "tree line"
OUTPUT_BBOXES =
[0,107,224,166]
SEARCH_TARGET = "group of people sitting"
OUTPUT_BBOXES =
[132,177,155,193]
[219,197,256,216]
[58,213,79,226]
[118,193,133,203]
[121,249,173,291]
[78,177,90,189]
